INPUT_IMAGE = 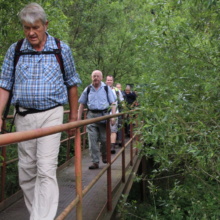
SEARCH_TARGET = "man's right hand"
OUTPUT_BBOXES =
[0,118,3,134]
[0,88,11,134]
[110,118,116,126]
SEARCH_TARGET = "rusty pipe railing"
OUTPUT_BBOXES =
[0,110,88,203]
[0,111,137,147]
[0,110,140,219]
[55,119,138,220]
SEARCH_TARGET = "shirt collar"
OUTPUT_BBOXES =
[101,82,106,87]
[20,33,58,51]
[91,81,107,89]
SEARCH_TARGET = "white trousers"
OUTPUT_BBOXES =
[15,106,63,220]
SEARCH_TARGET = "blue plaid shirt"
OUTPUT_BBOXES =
[0,34,81,110]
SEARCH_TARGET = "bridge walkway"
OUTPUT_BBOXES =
[0,142,141,220]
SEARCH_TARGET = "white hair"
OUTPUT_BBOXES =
[92,70,103,77]
[125,85,131,90]
[18,3,47,24]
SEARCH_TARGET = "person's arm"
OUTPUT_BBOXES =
[107,87,117,125]
[77,87,88,121]
[0,88,10,132]
[67,85,78,135]
[77,103,84,121]
[68,85,78,121]
[110,103,117,125]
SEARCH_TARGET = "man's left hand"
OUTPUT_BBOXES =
[110,118,116,126]
[66,119,77,136]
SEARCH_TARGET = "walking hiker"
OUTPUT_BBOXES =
[0,3,81,219]
[115,83,124,146]
[123,85,137,136]
[78,70,116,169]
[106,76,124,153]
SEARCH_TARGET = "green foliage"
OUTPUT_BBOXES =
[0,0,71,66]
[116,0,220,219]
[5,163,20,198]
[64,0,144,87]
[1,1,220,218]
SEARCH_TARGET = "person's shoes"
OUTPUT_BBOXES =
[102,154,107,163]
[89,163,99,169]
[111,144,116,154]
[111,148,116,154]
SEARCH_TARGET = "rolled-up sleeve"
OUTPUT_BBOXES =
[0,43,16,91]
[61,42,81,87]
[108,86,117,104]
[78,87,88,104]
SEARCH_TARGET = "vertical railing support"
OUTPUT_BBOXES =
[0,146,6,202]
[135,114,139,155]
[82,111,87,151]
[0,120,7,202]
[130,118,133,166]
[75,128,83,220]
[106,119,112,211]
[66,135,71,161]
[121,115,125,183]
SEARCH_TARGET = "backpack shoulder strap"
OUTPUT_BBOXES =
[4,38,65,123]
[14,38,24,69]
[13,38,65,75]
[54,38,65,75]
[104,85,110,104]
[86,85,110,106]
[86,85,92,101]
[104,85,108,94]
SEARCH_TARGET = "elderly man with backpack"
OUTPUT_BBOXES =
[78,70,116,169]
[0,3,81,220]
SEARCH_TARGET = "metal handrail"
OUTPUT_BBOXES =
[0,111,138,146]
[0,110,88,204]
[0,109,139,219]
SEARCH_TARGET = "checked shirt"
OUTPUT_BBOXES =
[0,33,81,110]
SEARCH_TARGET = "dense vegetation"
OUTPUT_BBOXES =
[1,0,220,219]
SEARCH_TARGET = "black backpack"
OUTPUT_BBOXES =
[86,84,110,104]
[3,37,65,121]
[14,37,64,73]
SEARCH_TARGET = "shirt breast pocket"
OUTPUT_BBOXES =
[43,63,63,84]
[15,63,29,82]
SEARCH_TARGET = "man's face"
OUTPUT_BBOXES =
[92,71,102,87]
[106,76,114,87]
[116,84,122,91]
[23,20,48,49]
[125,88,131,94]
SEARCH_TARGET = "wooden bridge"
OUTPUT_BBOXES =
[0,111,143,220]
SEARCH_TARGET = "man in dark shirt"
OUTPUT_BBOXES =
[122,85,137,136]
[123,85,137,109]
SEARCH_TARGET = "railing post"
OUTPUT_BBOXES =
[121,114,125,183]
[82,111,87,150]
[0,147,6,202]
[135,113,138,155]
[130,117,133,166]
[74,127,83,220]
[66,135,71,161]
[0,120,7,202]
[106,119,112,211]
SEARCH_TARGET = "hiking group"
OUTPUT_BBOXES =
[0,3,137,220]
